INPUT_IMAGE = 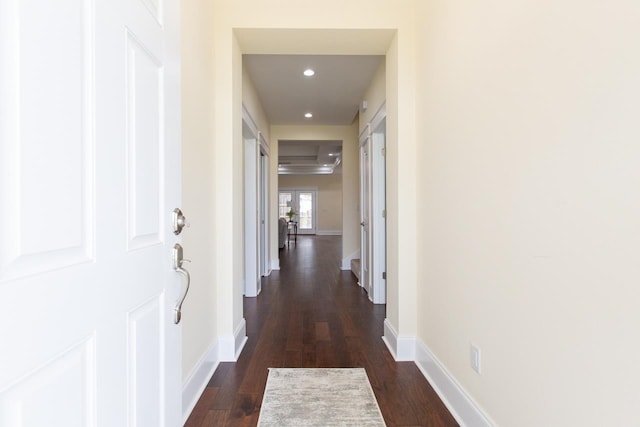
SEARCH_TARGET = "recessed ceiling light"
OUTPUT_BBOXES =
[304,113,313,118]
[328,153,334,156]
[303,68,315,77]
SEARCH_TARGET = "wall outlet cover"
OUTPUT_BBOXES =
[470,344,481,374]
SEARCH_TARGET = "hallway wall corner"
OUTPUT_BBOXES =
[219,318,248,362]
[341,249,361,270]
[415,339,496,427]
[382,318,416,361]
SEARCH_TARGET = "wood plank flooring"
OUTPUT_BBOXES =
[185,235,458,427]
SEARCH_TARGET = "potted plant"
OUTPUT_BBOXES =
[286,209,297,222]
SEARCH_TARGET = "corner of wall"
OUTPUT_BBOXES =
[341,249,361,270]
[381,321,495,426]
[219,318,248,361]
[382,318,415,361]
[414,339,496,427]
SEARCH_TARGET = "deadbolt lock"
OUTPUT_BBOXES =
[172,208,189,235]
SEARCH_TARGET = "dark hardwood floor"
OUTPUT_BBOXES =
[185,235,458,427]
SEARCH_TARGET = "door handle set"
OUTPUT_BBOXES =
[172,207,191,324]
[172,243,190,324]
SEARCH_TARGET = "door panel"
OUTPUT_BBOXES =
[0,0,181,425]
[279,191,293,219]
[0,338,95,427]
[297,192,314,233]
[0,0,93,279]
[128,296,163,426]
[126,31,163,249]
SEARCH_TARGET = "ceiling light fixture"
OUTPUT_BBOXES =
[303,68,315,77]
[328,153,334,156]
[304,113,313,118]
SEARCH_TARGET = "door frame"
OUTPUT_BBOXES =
[243,106,260,297]
[359,125,372,293]
[360,102,387,304]
[259,132,270,277]
[370,103,387,304]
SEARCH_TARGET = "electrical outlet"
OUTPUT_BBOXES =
[470,344,481,374]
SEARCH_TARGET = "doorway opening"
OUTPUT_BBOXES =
[234,28,399,363]
[243,107,270,297]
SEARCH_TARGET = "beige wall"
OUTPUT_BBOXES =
[359,60,386,135]
[242,66,270,144]
[181,0,217,379]
[271,124,359,265]
[279,174,343,233]
[415,0,640,425]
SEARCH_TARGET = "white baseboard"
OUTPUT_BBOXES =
[341,249,361,270]
[316,230,342,236]
[271,259,280,270]
[219,318,248,361]
[182,340,220,425]
[382,319,415,361]
[415,339,495,427]
[382,321,495,427]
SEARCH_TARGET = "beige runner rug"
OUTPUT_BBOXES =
[257,368,386,426]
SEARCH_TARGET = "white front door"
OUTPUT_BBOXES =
[0,0,182,425]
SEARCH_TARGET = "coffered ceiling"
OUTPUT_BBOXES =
[278,140,342,175]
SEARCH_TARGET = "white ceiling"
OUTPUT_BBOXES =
[243,54,382,174]
[243,54,383,126]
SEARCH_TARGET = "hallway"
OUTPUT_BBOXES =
[185,236,458,426]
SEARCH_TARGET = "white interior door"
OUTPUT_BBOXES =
[244,133,259,297]
[0,1,181,425]
[259,150,269,276]
[371,115,387,304]
[359,129,371,293]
